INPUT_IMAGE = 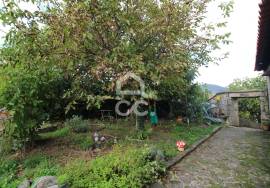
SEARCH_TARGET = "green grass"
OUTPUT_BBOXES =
[71,134,94,150]
[0,157,21,188]
[38,127,70,140]
[23,156,59,180]
[0,120,219,187]
[115,122,218,158]
[0,154,60,188]
[57,146,165,188]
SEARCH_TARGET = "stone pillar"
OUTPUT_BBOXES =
[228,98,239,126]
[260,96,269,123]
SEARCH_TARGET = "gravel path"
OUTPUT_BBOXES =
[161,127,270,188]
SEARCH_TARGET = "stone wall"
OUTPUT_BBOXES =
[209,91,269,127]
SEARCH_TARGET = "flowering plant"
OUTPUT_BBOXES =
[176,141,186,151]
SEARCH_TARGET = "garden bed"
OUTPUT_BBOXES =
[0,119,220,187]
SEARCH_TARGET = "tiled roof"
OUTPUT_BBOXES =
[255,0,270,71]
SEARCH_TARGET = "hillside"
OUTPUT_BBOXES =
[203,84,227,94]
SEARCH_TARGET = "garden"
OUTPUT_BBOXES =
[0,0,232,187]
[0,117,219,187]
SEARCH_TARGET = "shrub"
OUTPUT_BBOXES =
[238,98,261,122]
[0,158,20,188]
[71,135,94,150]
[58,147,165,188]
[65,116,89,133]
[0,154,59,187]
[0,67,69,148]
[23,154,47,169]
[23,158,59,179]
[0,120,24,153]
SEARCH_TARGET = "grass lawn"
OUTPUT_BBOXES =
[0,119,220,187]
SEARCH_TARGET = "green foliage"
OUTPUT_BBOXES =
[0,158,20,188]
[23,157,59,179]
[229,76,267,91]
[156,124,217,158]
[71,134,94,150]
[0,154,60,187]
[0,0,232,112]
[0,66,7,97]
[0,0,233,150]
[0,121,218,187]
[0,120,25,153]
[229,76,267,122]
[130,129,152,140]
[23,154,47,169]
[38,127,70,140]
[65,116,90,133]
[238,98,261,122]
[173,83,208,122]
[0,66,69,147]
[58,147,165,188]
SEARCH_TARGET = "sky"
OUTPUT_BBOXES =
[197,0,262,87]
[0,0,262,87]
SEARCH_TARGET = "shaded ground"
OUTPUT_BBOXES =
[161,127,270,188]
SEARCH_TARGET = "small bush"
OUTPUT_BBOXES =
[0,120,25,154]
[23,154,47,169]
[23,158,59,179]
[72,135,94,150]
[22,154,59,179]
[0,67,69,148]
[0,154,59,187]
[65,116,89,133]
[58,147,165,188]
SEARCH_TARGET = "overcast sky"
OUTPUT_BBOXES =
[197,0,262,87]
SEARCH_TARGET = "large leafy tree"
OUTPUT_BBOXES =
[1,0,232,106]
[0,0,232,143]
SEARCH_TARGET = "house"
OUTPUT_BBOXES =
[255,0,270,110]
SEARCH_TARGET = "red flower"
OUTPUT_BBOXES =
[176,141,186,148]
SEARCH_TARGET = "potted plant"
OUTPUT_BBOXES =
[261,120,270,131]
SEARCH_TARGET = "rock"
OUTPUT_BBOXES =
[18,179,31,188]
[100,136,106,142]
[155,150,165,162]
[149,148,165,162]
[93,132,99,142]
[32,176,58,188]
[48,186,59,188]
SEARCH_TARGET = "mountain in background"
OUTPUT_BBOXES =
[203,84,227,94]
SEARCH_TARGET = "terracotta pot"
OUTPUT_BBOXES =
[262,125,270,131]
[176,116,183,124]
[178,147,185,152]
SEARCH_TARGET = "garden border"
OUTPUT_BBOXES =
[164,126,223,169]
